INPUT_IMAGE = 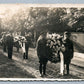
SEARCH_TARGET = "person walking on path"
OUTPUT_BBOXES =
[24,32,32,59]
[62,31,74,75]
[6,33,14,59]
[21,32,32,59]
[37,32,49,77]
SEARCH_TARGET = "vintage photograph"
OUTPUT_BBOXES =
[0,4,84,80]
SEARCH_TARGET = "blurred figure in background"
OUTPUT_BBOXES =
[24,32,32,59]
[6,32,14,59]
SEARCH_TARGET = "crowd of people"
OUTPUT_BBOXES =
[0,32,32,60]
[37,31,74,77]
[0,31,74,78]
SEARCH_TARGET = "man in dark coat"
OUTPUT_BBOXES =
[24,33,32,59]
[62,31,74,75]
[6,33,14,59]
[37,32,49,77]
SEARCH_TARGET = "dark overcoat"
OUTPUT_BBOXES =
[6,35,14,49]
[63,38,74,64]
[25,35,31,50]
[37,37,49,63]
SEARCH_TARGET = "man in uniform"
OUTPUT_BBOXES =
[37,32,49,77]
[6,33,14,59]
[62,31,74,75]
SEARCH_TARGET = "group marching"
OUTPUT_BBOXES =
[0,32,32,59]
[0,31,73,77]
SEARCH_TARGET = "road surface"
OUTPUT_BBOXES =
[0,46,84,79]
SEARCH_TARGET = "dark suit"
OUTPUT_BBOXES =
[37,37,48,76]
[6,35,14,59]
[24,35,31,59]
[63,38,73,74]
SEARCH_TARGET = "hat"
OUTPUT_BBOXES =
[64,31,71,36]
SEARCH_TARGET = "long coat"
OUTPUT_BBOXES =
[37,37,49,63]
[6,34,14,59]
[62,38,74,64]
[25,35,31,50]
[6,35,14,49]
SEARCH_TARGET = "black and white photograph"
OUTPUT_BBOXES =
[0,4,84,80]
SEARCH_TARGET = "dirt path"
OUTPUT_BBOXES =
[0,47,84,79]
[0,49,35,78]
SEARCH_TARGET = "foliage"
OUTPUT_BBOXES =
[0,7,84,33]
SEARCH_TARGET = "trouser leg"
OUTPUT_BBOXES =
[10,49,13,59]
[8,48,12,59]
[25,47,29,59]
[26,50,28,59]
[8,49,10,59]
[66,63,69,74]
[23,53,25,59]
[3,44,6,52]
[43,63,46,75]
[39,63,42,75]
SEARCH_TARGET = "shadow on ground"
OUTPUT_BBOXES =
[0,51,35,78]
